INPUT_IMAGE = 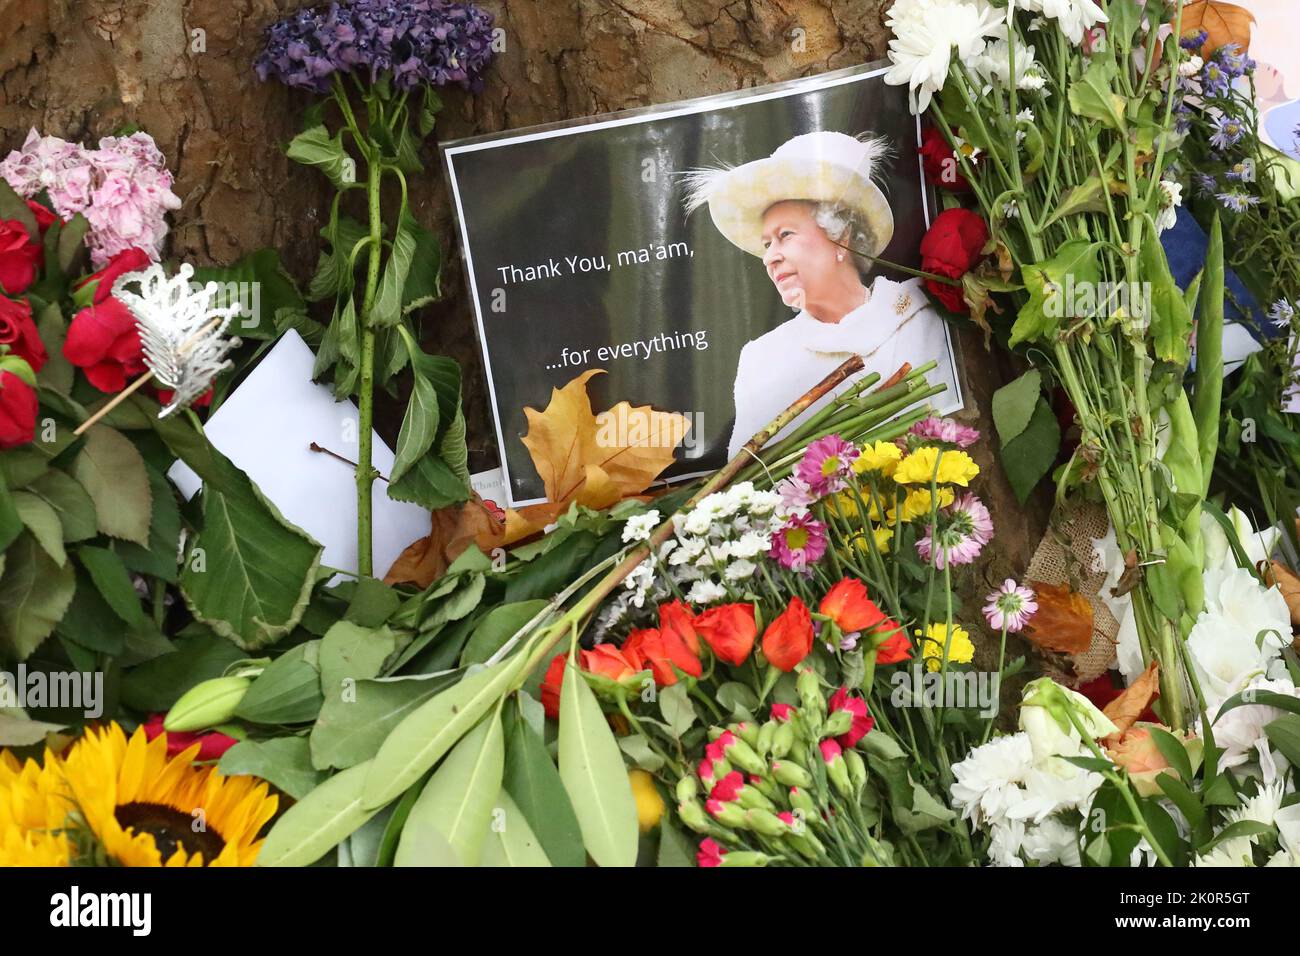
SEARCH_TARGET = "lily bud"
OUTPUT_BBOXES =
[165,676,251,732]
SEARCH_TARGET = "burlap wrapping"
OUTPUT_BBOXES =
[1024,500,1120,684]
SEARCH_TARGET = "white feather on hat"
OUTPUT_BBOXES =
[680,131,897,258]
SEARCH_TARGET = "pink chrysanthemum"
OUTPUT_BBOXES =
[909,416,981,448]
[916,493,993,569]
[769,512,828,572]
[775,474,816,511]
[983,579,1038,633]
[795,434,859,496]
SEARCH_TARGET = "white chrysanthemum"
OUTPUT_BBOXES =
[1020,816,1082,866]
[621,510,660,543]
[746,489,782,517]
[731,531,771,560]
[686,580,727,606]
[1193,837,1256,868]
[987,818,1027,867]
[1009,765,1104,823]
[1208,677,1300,783]
[971,26,1040,89]
[724,558,756,582]
[623,560,656,608]
[950,732,1035,827]
[1018,0,1108,44]
[1179,55,1203,78]
[681,508,714,536]
[1228,780,1289,830]
[884,0,1004,113]
[1155,179,1182,234]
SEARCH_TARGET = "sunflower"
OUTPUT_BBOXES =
[0,749,73,867]
[60,724,277,867]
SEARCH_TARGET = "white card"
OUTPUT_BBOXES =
[167,329,431,578]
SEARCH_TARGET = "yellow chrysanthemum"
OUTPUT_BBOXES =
[0,749,73,867]
[891,486,956,523]
[60,724,278,867]
[852,440,903,478]
[917,623,975,672]
[893,447,980,487]
[849,526,894,555]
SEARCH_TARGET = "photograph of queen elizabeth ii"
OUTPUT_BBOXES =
[445,62,964,506]
[683,130,962,459]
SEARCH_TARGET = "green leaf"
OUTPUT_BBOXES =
[658,681,696,739]
[1043,176,1109,226]
[0,179,38,240]
[390,352,442,486]
[179,441,322,651]
[418,87,442,137]
[1192,213,1224,498]
[71,425,152,546]
[311,673,454,771]
[191,249,307,342]
[286,124,354,188]
[1147,727,1194,783]
[57,214,89,275]
[481,791,551,867]
[372,209,417,329]
[1009,240,1101,348]
[618,733,665,773]
[0,712,65,747]
[257,760,382,867]
[387,453,470,512]
[319,620,399,694]
[0,533,76,661]
[0,481,21,553]
[461,600,549,666]
[374,776,426,867]
[11,491,66,567]
[1264,713,1300,768]
[56,567,127,656]
[236,643,324,725]
[1141,233,1193,365]
[344,576,401,628]
[991,368,1042,447]
[1068,58,1126,130]
[363,656,523,809]
[34,303,74,395]
[503,701,585,868]
[1155,772,1205,831]
[219,736,326,800]
[115,466,181,583]
[558,659,639,867]
[1000,397,1060,503]
[76,545,146,627]
[395,711,504,867]
[656,818,695,868]
[26,469,96,543]
[401,220,441,315]
[119,632,246,711]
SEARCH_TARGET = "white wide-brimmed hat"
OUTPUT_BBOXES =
[682,131,895,259]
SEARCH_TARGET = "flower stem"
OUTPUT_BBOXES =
[356,135,384,577]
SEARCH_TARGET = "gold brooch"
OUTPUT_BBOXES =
[893,293,911,315]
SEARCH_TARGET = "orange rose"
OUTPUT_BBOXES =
[659,599,701,656]
[581,644,643,686]
[1107,726,1172,775]
[623,626,701,686]
[762,597,814,672]
[874,629,913,665]
[694,603,757,666]
[819,578,889,634]
[540,653,568,719]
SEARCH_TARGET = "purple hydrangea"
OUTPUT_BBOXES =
[256,0,496,94]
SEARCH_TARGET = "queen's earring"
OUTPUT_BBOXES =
[837,252,845,261]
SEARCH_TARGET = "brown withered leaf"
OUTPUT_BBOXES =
[1181,1,1255,55]
[1102,660,1160,744]
[1022,580,1094,656]
[1266,561,1300,632]
[384,494,504,588]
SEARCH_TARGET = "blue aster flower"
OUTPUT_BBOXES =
[1209,113,1247,150]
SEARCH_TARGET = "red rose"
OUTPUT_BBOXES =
[819,578,889,634]
[63,295,145,392]
[918,125,971,192]
[0,370,37,448]
[0,296,47,372]
[874,630,913,665]
[142,713,239,762]
[75,247,151,306]
[0,219,42,296]
[658,599,701,656]
[919,208,989,314]
[761,597,814,672]
[26,200,58,235]
[540,652,568,719]
[694,603,757,666]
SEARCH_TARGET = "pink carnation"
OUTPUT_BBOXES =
[909,416,981,448]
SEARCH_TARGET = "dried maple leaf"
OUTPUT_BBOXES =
[520,369,690,507]
[1022,580,1093,656]
[1266,561,1300,632]
[1102,660,1160,744]
[1181,0,1255,55]
[384,493,504,587]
